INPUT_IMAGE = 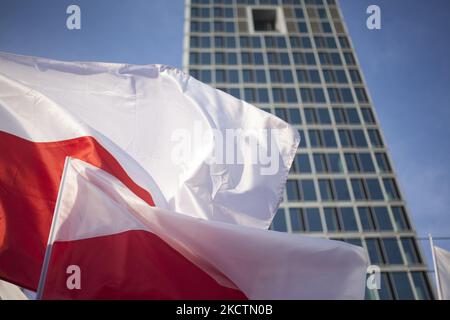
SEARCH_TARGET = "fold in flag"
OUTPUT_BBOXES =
[434,246,450,300]
[0,52,298,290]
[37,158,368,300]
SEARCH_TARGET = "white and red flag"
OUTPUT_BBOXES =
[0,52,298,290]
[0,52,368,298]
[37,158,367,299]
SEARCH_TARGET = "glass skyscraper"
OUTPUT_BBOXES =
[183,0,434,300]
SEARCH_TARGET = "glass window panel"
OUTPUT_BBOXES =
[323,69,333,83]
[359,153,375,172]
[288,109,302,124]
[382,238,404,265]
[273,88,283,103]
[254,52,264,65]
[367,178,384,200]
[341,88,353,102]
[306,208,322,232]
[349,69,361,83]
[270,69,281,82]
[323,130,337,147]
[308,130,320,147]
[339,130,351,147]
[401,238,421,265]
[358,207,375,231]
[289,208,305,232]
[353,129,367,147]
[346,238,363,247]
[314,88,326,103]
[241,53,251,64]
[331,53,342,65]
[228,70,239,83]
[277,37,287,48]
[201,21,210,32]
[322,22,332,33]
[379,273,394,300]
[215,52,224,64]
[216,70,225,82]
[296,69,307,83]
[333,108,344,124]
[255,70,266,83]
[411,272,433,300]
[366,239,384,265]
[225,8,234,18]
[345,153,357,172]
[298,22,308,33]
[376,153,391,172]
[244,88,255,102]
[280,53,290,65]
[309,70,321,83]
[286,88,298,103]
[373,207,393,231]
[341,207,358,231]
[392,206,410,231]
[227,52,237,65]
[368,129,383,147]
[200,70,211,83]
[243,70,252,82]
[319,179,332,201]
[313,154,325,173]
[384,178,401,200]
[355,87,368,102]
[275,108,288,122]
[298,154,311,173]
[347,108,360,124]
[328,153,343,173]
[325,208,339,232]
[306,53,316,65]
[326,37,336,49]
[391,272,414,300]
[201,37,211,48]
[301,179,317,201]
[228,88,240,99]
[298,130,306,148]
[215,36,224,48]
[317,108,331,124]
[201,52,211,64]
[271,209,287,232]
[225,22,235,32]
[251,36,261,48]
[226,36,235,48]
[351,179,366,200]
[334,179,350,201]
[335,70,348,83]
[304,108,316,124]
[258,88,269,103]
[362,108,375,124]
[282,70,294,83]
[286,179,300,201]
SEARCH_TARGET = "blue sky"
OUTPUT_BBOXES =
[0,0,449,262]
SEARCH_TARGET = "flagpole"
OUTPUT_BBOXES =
[429,233,443,300]
[36,156,71,300]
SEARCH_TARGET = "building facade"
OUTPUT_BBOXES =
[183,0,433,299]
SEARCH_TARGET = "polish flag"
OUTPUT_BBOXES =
[0,52,298,291]
[37,158,368,300]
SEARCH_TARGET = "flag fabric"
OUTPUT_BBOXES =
[0,280,28,300]
[38,158,368,300]
[434,246,450,300]
[0,52,299,290]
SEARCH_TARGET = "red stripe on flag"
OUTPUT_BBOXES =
[0,131,154,290]
[42,230,247,299]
